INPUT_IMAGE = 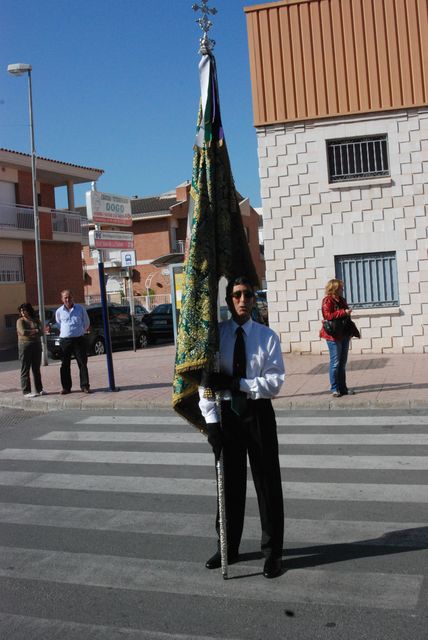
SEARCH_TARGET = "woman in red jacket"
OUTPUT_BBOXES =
[320,279,354,397]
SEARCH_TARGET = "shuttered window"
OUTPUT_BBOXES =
[0,255,24,283]
[327,135,389,183]
[335,252,399,308]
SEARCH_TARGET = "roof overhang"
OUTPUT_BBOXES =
[0,149,104,186]
[151,252,184,267]
[132,212,172,221]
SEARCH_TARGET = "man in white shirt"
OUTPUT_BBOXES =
[55,289,91,394]
[199,276,285,578]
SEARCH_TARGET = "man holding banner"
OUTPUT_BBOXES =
[199,276,285,579]
[173,6,284,580]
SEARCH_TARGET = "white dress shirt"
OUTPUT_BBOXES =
[199,318,285,424]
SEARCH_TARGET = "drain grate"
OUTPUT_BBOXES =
[0,409,44,430]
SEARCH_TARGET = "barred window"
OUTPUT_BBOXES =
[0,255,24,283]
[335,252,399,308]
[5,314,19,329]
[327,135,389,183]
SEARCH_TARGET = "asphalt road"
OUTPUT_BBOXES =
[0,408,427,640]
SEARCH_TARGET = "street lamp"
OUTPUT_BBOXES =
[7,63,48,365]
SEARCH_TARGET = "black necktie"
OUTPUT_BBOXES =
[231,327,247,416]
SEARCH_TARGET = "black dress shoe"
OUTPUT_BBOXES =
[263,556,282,579]
[205,550,238,569]
[60,389,71,395]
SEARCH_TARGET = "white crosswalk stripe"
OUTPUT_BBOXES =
[0,613,234,640]
[0,410,427,637]
[1,470,427,501]
[0,502,426,546]
[37,430,428,445]
[2,448,428,469]
[0,545,422,610]
[77,415,428,426]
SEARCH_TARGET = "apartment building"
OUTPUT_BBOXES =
[245,0,428,353]
[0,148,103,347]
[82,182,265,307]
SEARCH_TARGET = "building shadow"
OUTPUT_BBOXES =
[308,359,390,375]
[117,382,171,391]
[287,381,428,398]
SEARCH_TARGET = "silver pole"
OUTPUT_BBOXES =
[27,70,48,366]
[216,453,228,580]
[215,385,228,579]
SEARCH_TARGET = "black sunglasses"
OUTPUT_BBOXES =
[231,290,254,300]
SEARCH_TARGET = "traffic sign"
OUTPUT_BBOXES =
[121,250,136,267]
[89,230,134,250]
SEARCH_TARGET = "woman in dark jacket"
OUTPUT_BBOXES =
[320,279,355,397]
[16,303,45,397]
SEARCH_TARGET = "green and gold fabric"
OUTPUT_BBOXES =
[172,53,258,431]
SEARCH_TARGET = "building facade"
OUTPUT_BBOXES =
[82,182,265,307]
[0,148,103,347]
[245,0,428,354]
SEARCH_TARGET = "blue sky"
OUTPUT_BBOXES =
[1,0,263,209]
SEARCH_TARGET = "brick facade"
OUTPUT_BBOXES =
[83,184,265,303]
[258,108,428,354]
[24,241,85,306]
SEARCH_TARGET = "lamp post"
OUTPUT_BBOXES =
[7,63,48,365]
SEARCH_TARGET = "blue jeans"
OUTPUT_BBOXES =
[326,338,350,393]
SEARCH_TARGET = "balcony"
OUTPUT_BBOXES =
[0,202,86,242]
[52,210,82,235]
[174,239,185,253]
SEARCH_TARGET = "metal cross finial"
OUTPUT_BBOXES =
[192,1,217,54]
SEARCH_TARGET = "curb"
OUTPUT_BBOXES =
[1,396,428,413]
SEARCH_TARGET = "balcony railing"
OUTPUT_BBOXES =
[0,203,34,230]
[0,202,84,238]
[52,210,82,234]
[174,240,185,253]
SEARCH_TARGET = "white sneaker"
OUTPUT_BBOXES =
[24,392,35,398]
[37,390,47,396]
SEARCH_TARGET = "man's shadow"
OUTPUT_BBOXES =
[286,525,428,570]
[231,526,428,577]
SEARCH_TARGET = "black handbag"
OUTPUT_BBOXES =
[323,316,360,339]
[322,318,346,337]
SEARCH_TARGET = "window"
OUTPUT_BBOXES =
[5,314,19,329]
[327,135,389,183]
[0,255,24,283]
[335,252,399,308]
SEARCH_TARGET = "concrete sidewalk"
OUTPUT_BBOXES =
[0,343,426,412]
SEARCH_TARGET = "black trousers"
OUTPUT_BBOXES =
[18,341,42,394]
[59,336,89,391]
[216,399,284,559]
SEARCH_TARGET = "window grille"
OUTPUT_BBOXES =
[327,135,389,183]
[0,255,24,283]
[335,252,398,308]
[5,314,19,329]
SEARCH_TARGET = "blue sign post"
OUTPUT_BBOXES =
[97,256,116,392]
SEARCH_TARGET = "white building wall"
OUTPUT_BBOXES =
[258,108,428,354]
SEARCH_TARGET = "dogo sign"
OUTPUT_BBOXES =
[86,190,132,226]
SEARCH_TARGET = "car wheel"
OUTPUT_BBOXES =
[92,337,105,356]
[137,332,148,349]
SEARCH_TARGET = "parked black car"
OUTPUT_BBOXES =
[144,303,175,343]
[255,290,269,325]
[119,303,149,323]
[46,304,149,358]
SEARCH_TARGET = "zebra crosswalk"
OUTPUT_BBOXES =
[0,409,427,639]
